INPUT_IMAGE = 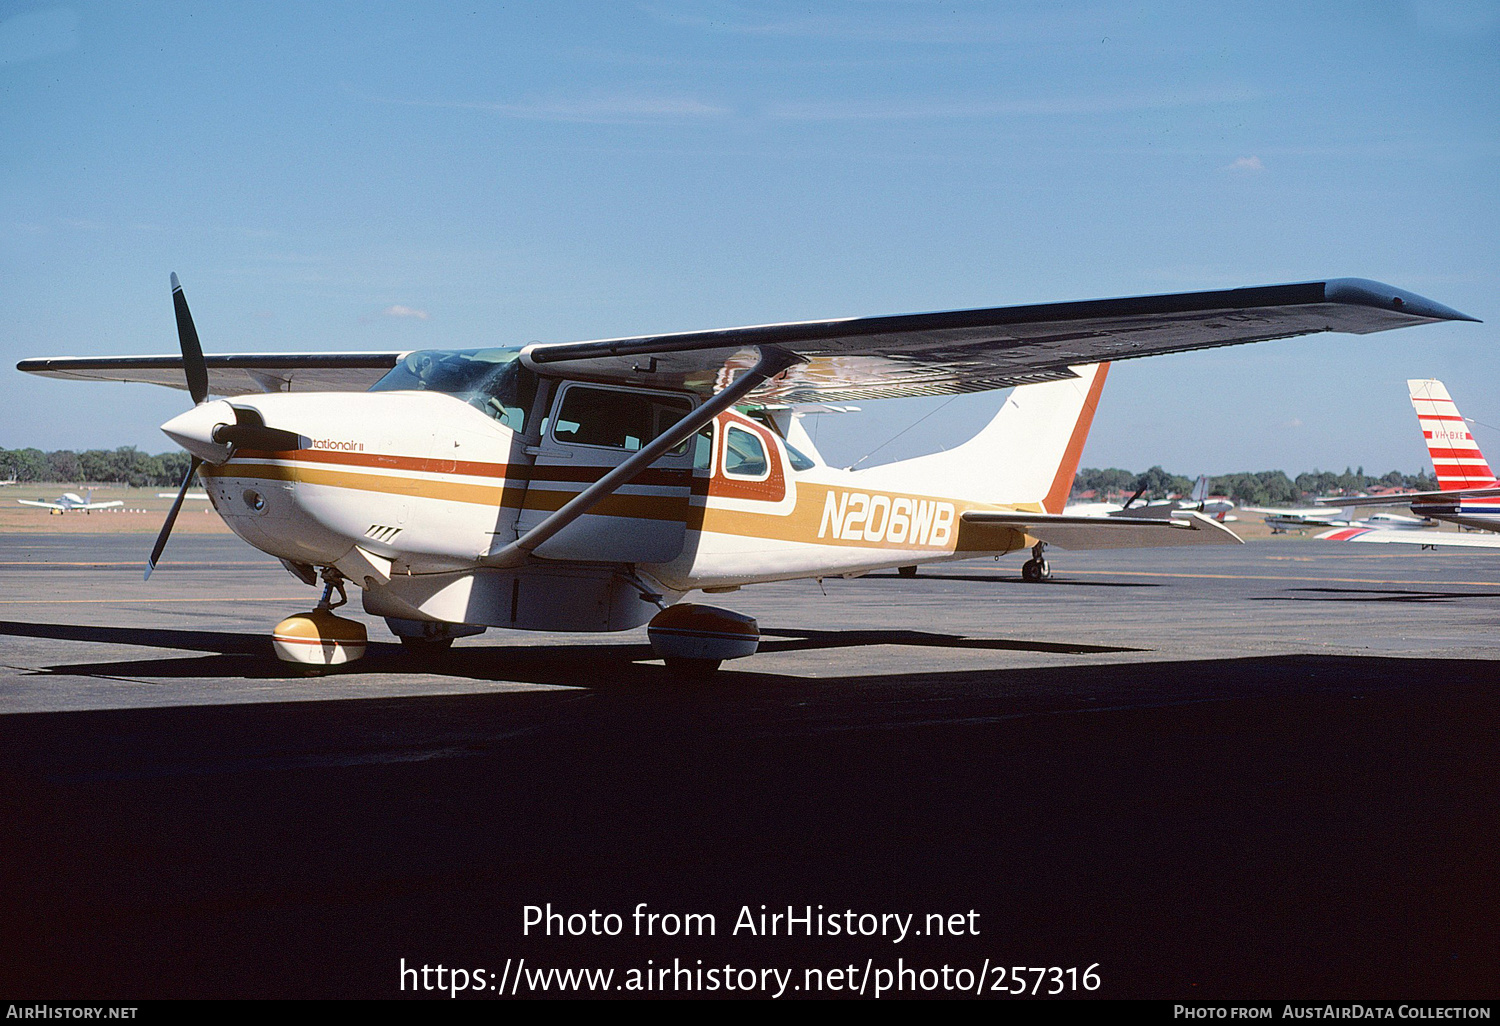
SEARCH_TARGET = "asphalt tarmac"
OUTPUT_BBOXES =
[1,533,1497,1000]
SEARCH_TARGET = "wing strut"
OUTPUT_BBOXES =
[484,346,801,568]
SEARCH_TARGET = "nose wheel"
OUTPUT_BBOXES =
[271,568,368,669]
[1020,542,1052,583]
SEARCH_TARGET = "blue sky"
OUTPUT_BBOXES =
[3,1,1497,476]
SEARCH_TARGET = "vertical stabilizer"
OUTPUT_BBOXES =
[1409,379,1495,488]
[858,363,1109,511]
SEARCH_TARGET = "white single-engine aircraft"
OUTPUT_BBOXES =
[1245,504,1434,533]
[18,276,1474,671]
[17,487,125,514]
[1066,477,1234,523]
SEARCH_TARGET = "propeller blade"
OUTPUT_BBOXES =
[171,272,209,405]
[145,455,204,581]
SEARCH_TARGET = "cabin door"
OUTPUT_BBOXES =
[514,382,695,563]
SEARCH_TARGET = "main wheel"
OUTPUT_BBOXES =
[663,657,722,677]
[1021,559,1042,582]
[897,565,918,578]
[1036,559,1052,581]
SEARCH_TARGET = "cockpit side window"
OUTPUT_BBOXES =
[723,425,769,478]
[783,442,816,471]
[551,386,693,454]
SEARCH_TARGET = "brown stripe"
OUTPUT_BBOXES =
[234,447,690,486]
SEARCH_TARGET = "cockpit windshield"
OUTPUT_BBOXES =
[369,347,537,432]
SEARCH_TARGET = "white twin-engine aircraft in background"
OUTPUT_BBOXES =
[1317,378,1500,549]
[18,276,1474,671]
[16,487,125,514]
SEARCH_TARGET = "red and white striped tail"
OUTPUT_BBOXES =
[1408,379,1495,489]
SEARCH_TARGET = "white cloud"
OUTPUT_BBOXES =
[1223,155,1265,173]
[383,305,429,320]
[768,88,1264,121]
[350,85,730,123]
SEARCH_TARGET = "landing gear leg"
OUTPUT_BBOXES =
[1020,542,1052,583]
[316,567,348,612]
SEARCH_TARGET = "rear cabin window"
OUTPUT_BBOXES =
[552,386,693,454]
[723,425,769,478]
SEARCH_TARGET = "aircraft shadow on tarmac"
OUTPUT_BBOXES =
[863,570,1160,587]
[1255,586,1500,604]
[0,618,1141,686]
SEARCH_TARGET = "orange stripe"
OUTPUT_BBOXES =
[1042,362,1110,514]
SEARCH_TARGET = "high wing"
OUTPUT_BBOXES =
[520,278,1476,401]
[1316,486,1500,507]
[962,510,1242,550]
[1317,527,1500,548]
[16,278,1473,402]
[16,353,401,397]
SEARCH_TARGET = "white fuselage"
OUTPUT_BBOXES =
[199,388,1033,632]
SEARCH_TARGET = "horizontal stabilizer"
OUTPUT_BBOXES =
[961,510,1242,550]
[1317,486,1500,507]
[1317,527,1500,548]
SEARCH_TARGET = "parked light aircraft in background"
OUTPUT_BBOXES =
[1066,477,1234,522]
[1317,378,1500,548]
[18,276,1473,670]
[16,487,125,514]
[1246,505,1434,533]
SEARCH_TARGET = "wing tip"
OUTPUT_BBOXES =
[1325,278,1479,323]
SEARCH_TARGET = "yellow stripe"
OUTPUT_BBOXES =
[208,462,1029,554]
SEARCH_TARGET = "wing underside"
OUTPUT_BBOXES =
[521,278,1475,401]
[16,353,402,397]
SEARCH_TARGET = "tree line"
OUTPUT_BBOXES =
[1074,466,1440,507]
[0,446,195,488]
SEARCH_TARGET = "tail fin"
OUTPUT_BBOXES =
[1409,379,1495,488]
[861,363,1109,511]
[1190,475,1208,505]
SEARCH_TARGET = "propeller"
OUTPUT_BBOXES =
[145,274,212,581]
[146,455,202,580]
[148,274,307,580]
